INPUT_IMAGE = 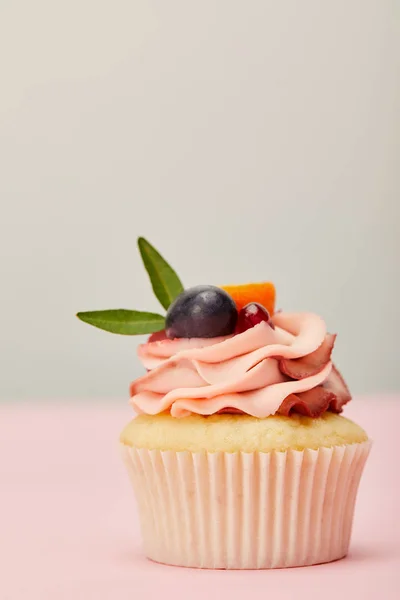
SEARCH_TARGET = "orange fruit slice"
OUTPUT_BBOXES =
[221,282,276,314]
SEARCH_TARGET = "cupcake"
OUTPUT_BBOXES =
[78,238,371,570]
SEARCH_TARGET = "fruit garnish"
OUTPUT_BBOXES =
[221,282,275,314]
[77,239,273,339]
[236,302,274,333]
[148,330,168,343]
[165,285,237,339]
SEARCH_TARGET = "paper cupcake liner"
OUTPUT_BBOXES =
[121,441,371,569]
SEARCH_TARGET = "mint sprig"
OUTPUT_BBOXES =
[138,237,184,310]
[76,238,183,335]
[76,309,165,335]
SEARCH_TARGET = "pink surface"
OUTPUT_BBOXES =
[1,397,399,599]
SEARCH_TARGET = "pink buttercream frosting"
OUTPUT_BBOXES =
[129,312,351,418]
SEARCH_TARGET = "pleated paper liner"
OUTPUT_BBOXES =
[121,441,371,569]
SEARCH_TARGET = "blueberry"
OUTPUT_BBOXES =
[165,285,238,339]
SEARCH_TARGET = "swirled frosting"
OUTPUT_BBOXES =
[129,312,351,418]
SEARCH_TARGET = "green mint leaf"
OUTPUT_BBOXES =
[76,309,165,335]
[138,237,184,310]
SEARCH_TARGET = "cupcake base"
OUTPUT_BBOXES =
[121,441,371,569]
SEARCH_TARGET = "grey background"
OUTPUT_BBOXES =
[0,0,399,400]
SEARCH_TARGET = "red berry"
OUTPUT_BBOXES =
[236,302,274,333]
[148,330,167,343]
